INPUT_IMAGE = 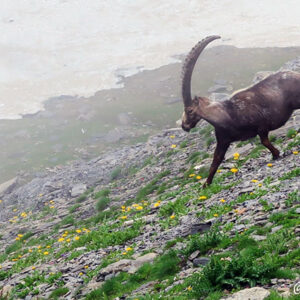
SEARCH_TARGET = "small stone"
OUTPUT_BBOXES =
[251,235,267,241]
[71,184,87,197]
[193,257,210,267]
[271,225,283,233]
[188,250,200,261]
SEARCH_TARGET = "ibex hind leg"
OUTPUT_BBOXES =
[259,132,280,160]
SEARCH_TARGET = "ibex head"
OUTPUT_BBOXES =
[181,98,201,132]
[181,36,221,132]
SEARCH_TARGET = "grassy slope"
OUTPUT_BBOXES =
[0,126,299,300]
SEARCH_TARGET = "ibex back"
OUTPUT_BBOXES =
[181,36,300,186]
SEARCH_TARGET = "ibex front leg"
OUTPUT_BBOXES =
[204,142,230,187]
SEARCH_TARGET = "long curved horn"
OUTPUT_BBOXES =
[182,35,221,107]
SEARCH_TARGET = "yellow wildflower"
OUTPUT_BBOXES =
[189,174,195,178]
[187,286,193,291]
[170,135,175,139]
[293,151,298,155]
[32,266,36,270]
[43,251,49,255]
[15,237,20,241]
[199,196,207,200]
[126,247,133,251]
[58,238,65,242]
[267,163,273,167]
[119,216,127,220]
[196,176,202,180]
[233,152,240,160]
[66,238,71,243]
[79,272,83,276]
[84,265,89,269]
[217,169,222,173]
[153,202,160,208]
[251,179,258,183]
[213,213,219,217]
[76,229,82,234]
[170,215,175,219]
[50,206,55,209]
[13,208,17,212]
[258,183,262,187]
[230,168,238,173]
[20,212,27,218]
[220,199,226,203]
[18,234,24,238]
[74,236,80,241]
[46,245,51,249]
[136,206,143,210]
[122,252,127,255]
[171,144,177,149]
[28,249,33,253]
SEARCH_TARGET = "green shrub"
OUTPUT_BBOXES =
[286,128,297,139]
[49,287,69,299]
[96,197,110,212]
[111,167,122,180]
[184,230,228,257]
[152,250,180,279]
[69,204,80,213]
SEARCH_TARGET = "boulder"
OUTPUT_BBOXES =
[222,287,270,300]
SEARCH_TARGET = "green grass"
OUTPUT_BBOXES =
[280,168,300,181]
[135,170,170,201]
[86,250,180,299]
[111,167,122,180]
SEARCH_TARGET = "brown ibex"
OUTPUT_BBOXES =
[181,35,300,186]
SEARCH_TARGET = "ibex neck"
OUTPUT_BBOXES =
[196,97,230,126]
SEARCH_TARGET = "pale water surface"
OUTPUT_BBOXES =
[1,0,300,119]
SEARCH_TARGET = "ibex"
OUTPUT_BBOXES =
[181,35,300,186]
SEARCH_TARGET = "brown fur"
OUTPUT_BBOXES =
[181,36,300,186]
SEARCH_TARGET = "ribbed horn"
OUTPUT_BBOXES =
[181,35,221,107]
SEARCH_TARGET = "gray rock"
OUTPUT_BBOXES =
[71,184,87,197]
[128,253,158,274]
[222,287,270,300]
[271,225,283,233]
[188,250,200,260]
[193,257,210,267]
[251,235,267,241]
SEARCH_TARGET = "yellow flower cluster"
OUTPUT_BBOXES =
[153,200,161,208]
[233,152,240,160]
[230,168,238,173]
[189,173,202,180]
[20,212,27,218]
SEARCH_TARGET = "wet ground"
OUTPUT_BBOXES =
[1,45,300,183]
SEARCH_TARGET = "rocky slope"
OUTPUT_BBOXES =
[0,63,299,300]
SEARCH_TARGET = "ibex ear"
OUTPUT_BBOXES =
[185,106,194,114]
[192,98,199,105]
